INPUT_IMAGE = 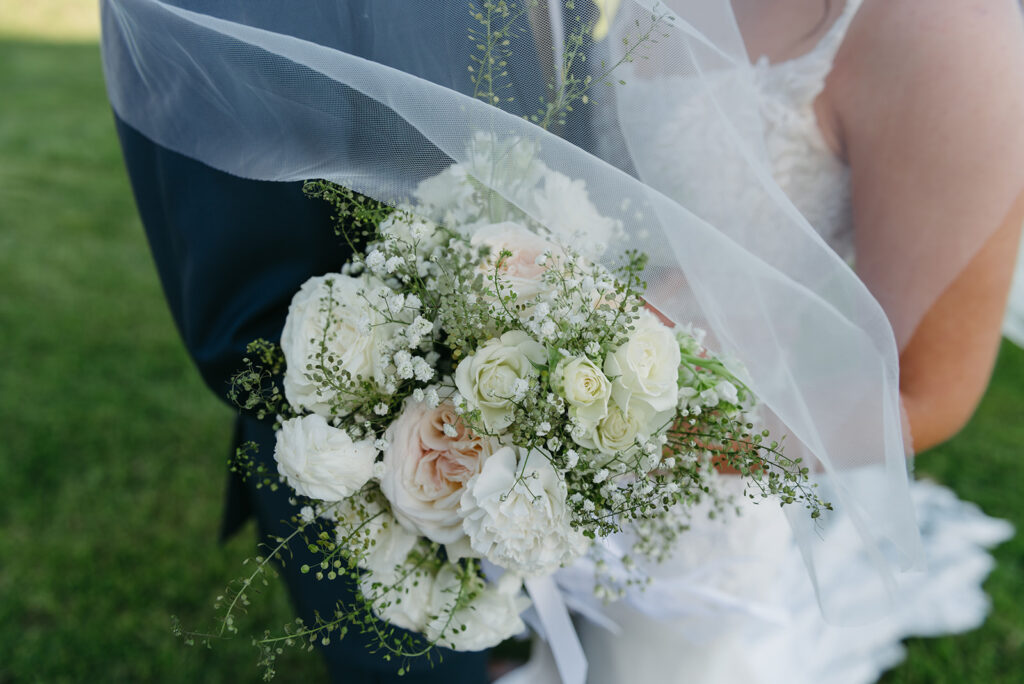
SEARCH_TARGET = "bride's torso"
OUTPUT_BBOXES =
[747,7,857,260]
[621,0,862,261]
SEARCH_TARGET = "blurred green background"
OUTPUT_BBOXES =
[0,4,1021,682]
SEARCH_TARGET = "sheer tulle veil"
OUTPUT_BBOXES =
[98,0,1021,621]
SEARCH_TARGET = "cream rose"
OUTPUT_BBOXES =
[424,568,529,651]
[454,330,547,433]
[460,446,590,577]
[604,311,681,413]
[280,273,394,416]
[471,222,560,302]
[552,355,611,429]
[576,398,671,456]
[274,414,377,502]
[380,398,496,544]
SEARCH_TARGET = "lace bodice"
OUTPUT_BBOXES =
[750,0,862,259]
[620,0,862,261]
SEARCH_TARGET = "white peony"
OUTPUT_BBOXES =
[380,398,496,544]
[454,330,547,433]
[280,273,395,416]
[551,355,611,429]
[424,568,529,651]
[604,311,681,414]
[460,446,589,577]
[529,170,619,257]
[470,222,561,302]
[274,414,377,502]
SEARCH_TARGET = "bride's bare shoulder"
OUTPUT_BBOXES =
[830,0,1023,100]
[848,0,1022,46]
[821,0,1023,159]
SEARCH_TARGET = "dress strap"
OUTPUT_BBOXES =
[814,0,864,66]
[760,0,864,106]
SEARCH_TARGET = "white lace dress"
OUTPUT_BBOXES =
[498,2,1014,682]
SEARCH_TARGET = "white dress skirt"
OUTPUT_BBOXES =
[498,2,1015,682]
[499,477,1012,684]
[1005,238,1024,348]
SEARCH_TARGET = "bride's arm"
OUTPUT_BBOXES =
[823,0,1024,452]
[898,195,1023,452]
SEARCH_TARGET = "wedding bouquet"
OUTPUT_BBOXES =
[200,136,829,674]
[106,1,931,680]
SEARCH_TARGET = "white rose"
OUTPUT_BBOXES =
[699,381,741,410]
[460,446,590,577]
[359,545,437,633]
[604,311,681,413]
[380,398,496,544]
[552,356,611,428]
[280,273,395,416]
[425,568,529,651]
[576,398,671,456]
[471,222,561,302]
[274,414,377,502]
[529,170,619,257]
[454,330,547,433]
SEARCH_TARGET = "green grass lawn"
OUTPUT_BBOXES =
[0,37,326,682]
[0,35,1021,684]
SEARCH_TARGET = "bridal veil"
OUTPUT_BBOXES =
[99,0,1023,622]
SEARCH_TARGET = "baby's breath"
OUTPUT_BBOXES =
[193,4,831,677]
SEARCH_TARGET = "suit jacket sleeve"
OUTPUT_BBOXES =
[114,115,349,402]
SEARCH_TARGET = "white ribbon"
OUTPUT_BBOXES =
[525,576,588,684]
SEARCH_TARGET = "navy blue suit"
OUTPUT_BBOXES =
[108,3,562,681]
[116,117,489,682]
[103,1,612,678]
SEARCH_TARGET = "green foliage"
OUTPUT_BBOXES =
[229,339,288,421]
[468,0,534,107]
[302,179,393,254]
